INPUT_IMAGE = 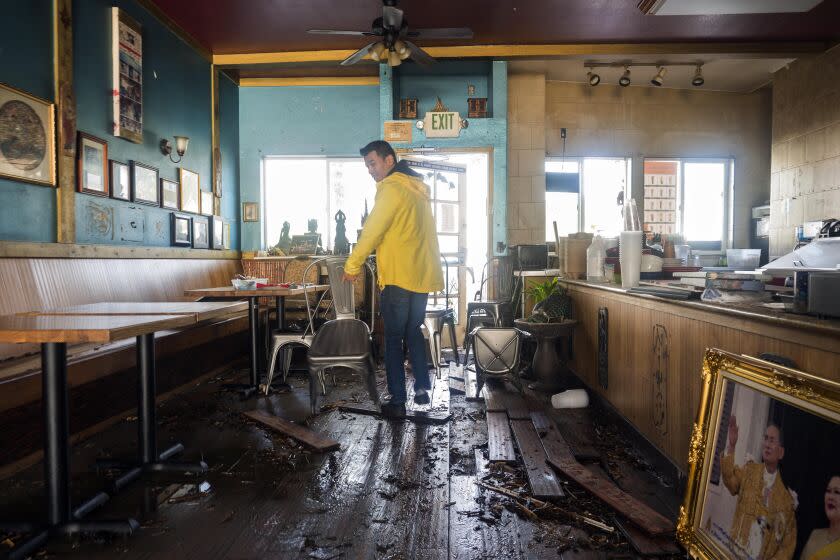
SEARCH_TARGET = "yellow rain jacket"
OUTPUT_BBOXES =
[345,161,443,293]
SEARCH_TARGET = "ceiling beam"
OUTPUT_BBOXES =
[239,77,380,87]
[213,42,829,66]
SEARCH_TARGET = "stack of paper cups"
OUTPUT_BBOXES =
[619,231,643,288]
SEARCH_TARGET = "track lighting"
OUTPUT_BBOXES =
[692,65,704,87]
[650,67,666,86]
[619,67,631,87]
[587,70,600,86]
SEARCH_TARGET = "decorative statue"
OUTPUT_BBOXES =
[277,221,291,253]
[307,219,318,234]
[334,210,350,255]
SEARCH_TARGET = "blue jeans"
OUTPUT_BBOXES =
[380,285,430,405]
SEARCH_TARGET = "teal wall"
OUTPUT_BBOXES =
[219,72,240,250]
[382,61,508,255]
[238,85,380,250]
[0,0,56,242]
[0,0,239,247]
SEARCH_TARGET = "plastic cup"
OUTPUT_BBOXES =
[551,389,589,409]
[620,231,643,288]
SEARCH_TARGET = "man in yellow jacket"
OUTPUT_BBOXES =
[343,140,443,417]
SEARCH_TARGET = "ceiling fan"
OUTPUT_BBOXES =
[307,0,473,67]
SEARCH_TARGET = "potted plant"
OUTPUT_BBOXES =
[524,278,572,323]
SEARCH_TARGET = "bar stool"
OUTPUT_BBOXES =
[424,256,460,377]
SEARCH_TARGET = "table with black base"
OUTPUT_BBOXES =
[184,286,329,398]
[0,313,196,560]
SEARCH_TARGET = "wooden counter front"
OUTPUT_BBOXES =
[560,279,840,471]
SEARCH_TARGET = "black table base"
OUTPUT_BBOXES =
[1,343,140,560]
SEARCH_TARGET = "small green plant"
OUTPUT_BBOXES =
[525,277,559,305]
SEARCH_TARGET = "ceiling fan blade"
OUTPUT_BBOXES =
[404,40,436,66]
[340,42,378,66]
[383,6,404,29]
[407,27,474,39]
[307,29,375,36]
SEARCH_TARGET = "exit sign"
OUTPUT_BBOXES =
[421,111,466,138]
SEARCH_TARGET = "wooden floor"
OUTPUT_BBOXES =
[0,358,684,559]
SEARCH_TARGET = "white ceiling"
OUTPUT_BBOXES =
[509,58,793,93]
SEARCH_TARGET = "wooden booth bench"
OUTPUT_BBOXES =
[0,253,248,477]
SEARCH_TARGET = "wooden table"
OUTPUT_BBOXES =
[21,302,246,489]
[0,314,195,560]
[184,286,329,397]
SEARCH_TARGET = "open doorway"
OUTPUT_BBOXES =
[398,149,491,342]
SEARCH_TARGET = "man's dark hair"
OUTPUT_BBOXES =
[359,140,396,162]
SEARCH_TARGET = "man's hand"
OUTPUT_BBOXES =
[342,272,359,283]
[727,414,739,454]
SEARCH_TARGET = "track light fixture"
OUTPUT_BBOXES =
[619,66,631,87]
[587,69,600,86]
[650,67,666,86]
[692,65,704,87]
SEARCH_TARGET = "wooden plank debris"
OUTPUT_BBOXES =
[464,367,482,401]
[540,423,675,536]
[482,381,505,412]
[509,419,564,499]
[486,411,516,462]
[613,516,681,556]
[502,391,530,420]
[242,410,340,452]
[338,404,452,425]
[448,378,465,394]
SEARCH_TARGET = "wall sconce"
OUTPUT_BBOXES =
[160,135,190,163]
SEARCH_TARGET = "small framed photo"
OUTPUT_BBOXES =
[192,215,209,249]
[678,349,840,560]
[76,132,108,196]
[109,160,130,201]
[170,212,192,247]
[0,82,56,187]
[179,168,199,213]
[200,189,214,216]
[222,221,231,249]
[211,215,224,249]
[130,161,159,206]
[242,201,259,222]
[160,178,179,210]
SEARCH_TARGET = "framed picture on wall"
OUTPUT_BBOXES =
[678,349,840,560]
[192,215,209,249]
[200,189,214,216]
[0,82,56,187]
[160,178,179,210]
[242,202,259,222]
[111,8,143,143]
[211,216,224,250]
[179,168,200,213]
[109,160,130,201]
[76,132,108,196]
[130,160,159,206]
[170,212,192,247]
[222,221,231,249]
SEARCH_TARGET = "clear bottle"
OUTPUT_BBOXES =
[586,233,606,282]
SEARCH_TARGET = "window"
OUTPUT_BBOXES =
[545,157,631,240]
[263,157,375,250]
[643,158,732,249]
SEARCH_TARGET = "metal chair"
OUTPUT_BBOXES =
[424,255,459,378]
[305,257,379,414]
[469,326,530,398]
[463,256,520,363]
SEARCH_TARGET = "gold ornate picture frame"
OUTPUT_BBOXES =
[0,82,56,187]
[678,349,840,560]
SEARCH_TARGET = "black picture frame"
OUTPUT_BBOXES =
[192,215,209,249]
[211,216,224,250]
[130,160,159,206]
[160,178,179,210]
[170,212,192,247]
[109,159,130,201]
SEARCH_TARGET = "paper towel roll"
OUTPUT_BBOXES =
[619,231,643,288]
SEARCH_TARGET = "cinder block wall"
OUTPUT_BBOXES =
[770,46,840,256]
[507,74,547,245]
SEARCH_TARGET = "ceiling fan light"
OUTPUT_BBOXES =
[651,66,666,86]
[692,65,705,87]
[587,71,600,86]
[619,67,631,87]
[393,39,408,55]
[387,49,402,67]
[399,48,411,60]
[369,41,387,61]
